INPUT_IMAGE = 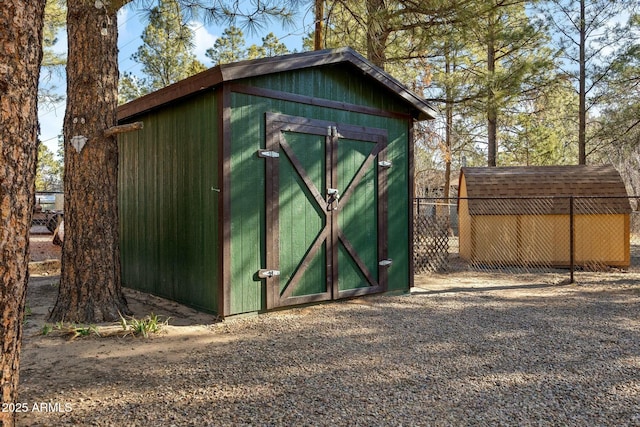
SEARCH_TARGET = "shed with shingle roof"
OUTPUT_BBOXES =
[457,165,631,268]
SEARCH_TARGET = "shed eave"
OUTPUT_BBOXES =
[218,47,437,121]
[117,47,436,122]
[459,165,632,215]
[117,67,224,121]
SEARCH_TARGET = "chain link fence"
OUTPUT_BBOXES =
[414,196,640,282]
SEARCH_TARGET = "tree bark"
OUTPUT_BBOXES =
[443,43,453,201]
[0,1,45,426]
[366,0,389,69]
[486,12,497,167]
[49,0,130,323]
[314,0,324,50]
[578,0,586,165]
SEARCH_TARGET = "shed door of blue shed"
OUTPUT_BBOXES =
[263,113,389,310]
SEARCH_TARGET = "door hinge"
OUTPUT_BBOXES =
[378,259,393,267]
[378,160,392,169]
[258,269,281,279]
[257,150,280,158]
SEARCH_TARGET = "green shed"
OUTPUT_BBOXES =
[117,47,436,317]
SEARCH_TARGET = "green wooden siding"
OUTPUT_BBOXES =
[227,97,266,315]
[119,63,414,316]
[242,64,411,118]
[118,92,220,313]
[337,137,378,291]
[229,65,412,314]
[385,120,411,293]
[279,132,327,297]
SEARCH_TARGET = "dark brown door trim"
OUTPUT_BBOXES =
[264,112,388,309]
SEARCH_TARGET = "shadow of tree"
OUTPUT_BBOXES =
[18,284,640,426]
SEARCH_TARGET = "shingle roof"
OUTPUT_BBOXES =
[459,165,631,215]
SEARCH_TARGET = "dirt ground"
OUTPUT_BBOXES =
[21,234,226,425]
[28,232,61,263]
[18,233,640,425]
[25,231,221,331]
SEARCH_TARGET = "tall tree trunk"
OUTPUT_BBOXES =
[0,2,45,426]
[366,0,388,69]
[314,0,324,50]
[443,44,453,201]
[578,0,586,165]
[487,13,497,167]
[49,0,130,323]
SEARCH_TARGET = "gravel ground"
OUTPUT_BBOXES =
[17,279,640,426]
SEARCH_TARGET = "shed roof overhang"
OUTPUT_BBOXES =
[459,165,632,215]
[117,47,437,122]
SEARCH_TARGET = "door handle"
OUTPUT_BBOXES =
[327,188,340,211]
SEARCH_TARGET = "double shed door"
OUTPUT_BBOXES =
[263,113,390,309]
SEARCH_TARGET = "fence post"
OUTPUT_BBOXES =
[569,196,575,283]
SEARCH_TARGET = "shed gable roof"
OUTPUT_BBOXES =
[460,165,631,215]
[118,47,436,122]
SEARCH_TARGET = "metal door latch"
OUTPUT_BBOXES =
[258,269,281,279]
[378,259,393,267]
[327,188,340,211]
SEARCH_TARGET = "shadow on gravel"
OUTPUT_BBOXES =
[18,276,640,427]
[412,280,574,295]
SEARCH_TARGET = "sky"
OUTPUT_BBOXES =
[38,1,312,156]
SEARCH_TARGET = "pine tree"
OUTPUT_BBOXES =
[500,76,579,165]
[36,144,63,191]
[132,0,206,92]
[468,0,556,166]
[39,0,66,107]
[0,2,46,425]
[247,32,290,59]
[42,0,66,70]
[322,0,459,71]
[246,43,266,59]
[118,72,150,105]
[260,32,290,57]
[590,14,640,192]
[207,27,291,64]
[540,0,639,164]
[205,25,247,65]
[52,0,298,324]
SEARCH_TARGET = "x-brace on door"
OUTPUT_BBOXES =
[262,113,390,310]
